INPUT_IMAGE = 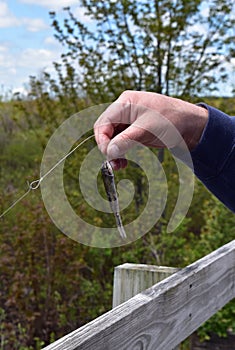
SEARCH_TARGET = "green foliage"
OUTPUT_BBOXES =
[0,124,154,348]
[50,0,235,100]
[0,307,45,350]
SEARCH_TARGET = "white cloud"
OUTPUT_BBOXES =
[12,86,28,95]
[19,0,79,10]
[0,1,20,28]
[73,6,93,23]
[189,23,207,36]
[200,3,209,18]
[0,44,8,52]
[0,1,48,31]
[0,1,8,16]
[0,45,14,69]
[0,44,62,94]
[19,48,60,68]
[44,36,59,46]
[22,18,48,32]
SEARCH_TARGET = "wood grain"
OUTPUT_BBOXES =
[112,264,179,308]
[43,240,235,350]
[112,264,180,350]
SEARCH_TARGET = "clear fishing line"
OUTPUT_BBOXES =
[0,134,95,219]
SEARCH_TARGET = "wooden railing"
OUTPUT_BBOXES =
[43,240,235,350]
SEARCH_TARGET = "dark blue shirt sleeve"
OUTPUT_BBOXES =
[190,104,235,212]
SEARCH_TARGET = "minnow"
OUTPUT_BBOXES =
[101,161,127,239]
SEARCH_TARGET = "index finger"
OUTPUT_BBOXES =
[94,102,131,154]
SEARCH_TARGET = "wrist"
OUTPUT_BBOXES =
[186,104,208,151]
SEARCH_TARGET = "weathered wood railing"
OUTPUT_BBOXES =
[43,240,235,350]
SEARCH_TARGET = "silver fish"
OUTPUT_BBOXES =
[101,161,127,239]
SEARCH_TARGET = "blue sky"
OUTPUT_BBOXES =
[0,0,234,97]
[0,0,85,95]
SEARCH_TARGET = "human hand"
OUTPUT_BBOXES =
[94,91,208,169]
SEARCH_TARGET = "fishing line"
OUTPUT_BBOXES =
[0,134,95,219]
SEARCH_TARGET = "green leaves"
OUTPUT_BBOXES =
[49,0,235,98]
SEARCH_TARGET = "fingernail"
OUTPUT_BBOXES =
[108,144,120,159]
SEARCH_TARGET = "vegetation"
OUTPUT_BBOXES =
[0,0,235,349]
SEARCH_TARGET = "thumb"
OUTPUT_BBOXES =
[106,124,147,159]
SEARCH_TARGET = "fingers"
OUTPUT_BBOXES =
[94,90,179,162]
[94,101,131,154]
[95,101,160,160]
[94,90,207,166]
[106,122,150,159]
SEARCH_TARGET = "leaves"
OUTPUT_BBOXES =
[50,0,235,99]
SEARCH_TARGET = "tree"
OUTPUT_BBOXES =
[49,0,235,102]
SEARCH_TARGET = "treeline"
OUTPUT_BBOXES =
[1,0,235,348]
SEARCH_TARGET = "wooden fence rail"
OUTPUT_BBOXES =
[43,240,235,350]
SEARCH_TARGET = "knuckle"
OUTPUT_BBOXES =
[119,90,134,102]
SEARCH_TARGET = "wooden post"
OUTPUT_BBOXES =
[112,263,180,349]
[113,263,179,308]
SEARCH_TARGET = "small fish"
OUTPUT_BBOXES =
[101,161,127,239]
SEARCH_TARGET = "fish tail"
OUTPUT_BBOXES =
[115,214,127,239]
[118,225,127,240]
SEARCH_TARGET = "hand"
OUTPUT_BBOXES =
[94,91,208,169]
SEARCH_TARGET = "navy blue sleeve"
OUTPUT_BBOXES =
[190,104,235,212]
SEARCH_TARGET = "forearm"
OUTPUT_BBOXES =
[190,104,235,212]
